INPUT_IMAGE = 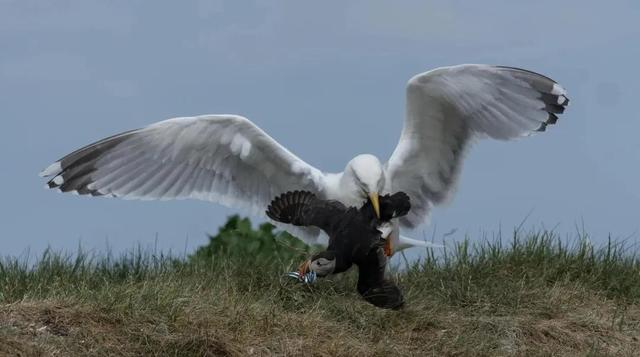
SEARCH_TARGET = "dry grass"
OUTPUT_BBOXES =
[1,231,640,356]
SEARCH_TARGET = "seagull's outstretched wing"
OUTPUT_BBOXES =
[385,64,569,229]
[40,115,327,241]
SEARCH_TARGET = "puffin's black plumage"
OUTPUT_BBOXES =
[266,190,411,309]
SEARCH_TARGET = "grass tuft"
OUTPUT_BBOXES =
[1,224,639,356]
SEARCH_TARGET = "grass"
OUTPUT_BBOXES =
[1,229,640,356]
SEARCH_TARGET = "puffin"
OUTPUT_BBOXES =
[266,190,411,309]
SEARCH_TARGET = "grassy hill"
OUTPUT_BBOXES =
[1,218,639,356]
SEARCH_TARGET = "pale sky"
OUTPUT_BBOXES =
[1,1,639,257]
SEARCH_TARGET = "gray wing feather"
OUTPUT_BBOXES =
[40,115,327,244]
[386,64,569,229]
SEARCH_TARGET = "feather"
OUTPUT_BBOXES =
[386,64,569,229]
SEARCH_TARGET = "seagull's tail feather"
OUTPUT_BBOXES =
[265,190,317,226]
[397,235,445,250]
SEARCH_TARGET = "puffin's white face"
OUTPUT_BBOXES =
[309,257,336,277]
[346,154,385,217]
[299,251,337,278]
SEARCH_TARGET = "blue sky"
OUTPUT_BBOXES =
[1,1,639,257]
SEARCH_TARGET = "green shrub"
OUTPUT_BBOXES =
[189,215,317,265]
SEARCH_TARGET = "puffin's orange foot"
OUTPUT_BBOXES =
[383,239,393,257]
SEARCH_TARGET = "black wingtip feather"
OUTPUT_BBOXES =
[536,122,547,132]
[42,128,139,195]
[495,65,569,133]
[545,103,565,114]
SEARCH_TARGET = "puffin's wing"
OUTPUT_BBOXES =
[40,115,327,241]
[266,191,347,235]
[378,191,411,221]
[385,65,569,229]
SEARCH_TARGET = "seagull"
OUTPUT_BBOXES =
[266,190,410,309]
[40,64,569,255]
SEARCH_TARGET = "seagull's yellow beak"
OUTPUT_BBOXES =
[369,192,380,219]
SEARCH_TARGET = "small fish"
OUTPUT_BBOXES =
[286,270,317,284]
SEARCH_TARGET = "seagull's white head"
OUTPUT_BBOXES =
[343,154,385,217]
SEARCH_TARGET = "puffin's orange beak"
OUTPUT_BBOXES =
[298,260,311,277]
